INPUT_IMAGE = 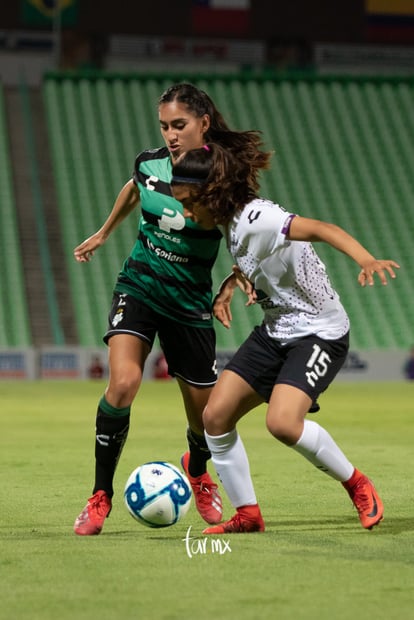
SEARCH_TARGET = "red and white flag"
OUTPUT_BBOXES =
[191,0,251,36]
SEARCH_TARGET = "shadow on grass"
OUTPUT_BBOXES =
[2,516,413,541]
[101,514,414,539]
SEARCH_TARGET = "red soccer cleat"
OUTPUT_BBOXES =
[181,452,223,525]
[74,490,112,536]
[342,469,383,530]
[203,504,265,535]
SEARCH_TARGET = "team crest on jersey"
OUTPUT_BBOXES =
[112,308,124,327]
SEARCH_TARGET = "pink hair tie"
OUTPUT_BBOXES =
[203,144,210,151]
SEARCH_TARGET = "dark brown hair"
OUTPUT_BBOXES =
[159,82,272,157]
[172,142,272,224]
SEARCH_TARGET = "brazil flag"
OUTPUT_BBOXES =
[21,0,79,27]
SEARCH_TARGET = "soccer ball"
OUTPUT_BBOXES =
[124,461,192,528]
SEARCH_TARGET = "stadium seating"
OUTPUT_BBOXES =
[43,74,414,350]
[0,83,32,347]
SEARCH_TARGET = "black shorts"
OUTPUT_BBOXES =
[225,323,349,404]
[104,293,217,387]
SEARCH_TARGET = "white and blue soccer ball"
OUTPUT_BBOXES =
[124,461,192,528]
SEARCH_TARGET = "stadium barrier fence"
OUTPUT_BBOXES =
[0,347,408,382]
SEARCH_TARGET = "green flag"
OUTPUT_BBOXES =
[21,0,79,27]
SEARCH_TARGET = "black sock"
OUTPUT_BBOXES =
[93,399,130,497]
[186,427,211,477]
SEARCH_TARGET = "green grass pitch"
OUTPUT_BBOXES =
[1,379,414,620]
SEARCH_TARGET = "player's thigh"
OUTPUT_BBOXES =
[107,333,151,401]
[203,370,264,435]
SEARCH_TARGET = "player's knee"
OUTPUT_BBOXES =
[266,412,298,446]
[108,369,141,404]
[202,404,215,432]
[202,404,229,435]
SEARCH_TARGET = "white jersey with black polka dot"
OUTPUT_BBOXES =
[221,198,350,342]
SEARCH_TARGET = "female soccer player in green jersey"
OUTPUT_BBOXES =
[73,83,269,535]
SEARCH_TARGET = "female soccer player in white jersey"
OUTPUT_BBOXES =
[171,143,399,534]
[72,83,270,535]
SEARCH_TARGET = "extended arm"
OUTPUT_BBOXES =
[74,179,140,262]
[288,216,400,286]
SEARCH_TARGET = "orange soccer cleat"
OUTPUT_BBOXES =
[74,490,112,536]
[181,452,223,525]
[203,504,265,535]
[342,469,384,530]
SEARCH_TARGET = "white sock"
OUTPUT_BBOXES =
[292,420,354,482]
[205,429,257,508]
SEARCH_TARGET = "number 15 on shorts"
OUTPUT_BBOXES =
[305,344,332,388]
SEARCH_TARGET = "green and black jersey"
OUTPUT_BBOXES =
[115,147,222,328]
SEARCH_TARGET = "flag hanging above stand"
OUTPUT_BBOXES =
[21,0,78,28]
[191,0,251,36]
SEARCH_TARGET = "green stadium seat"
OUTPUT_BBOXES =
[0,83,32,346]
[43,74,414,350]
